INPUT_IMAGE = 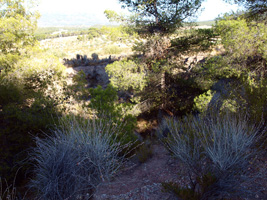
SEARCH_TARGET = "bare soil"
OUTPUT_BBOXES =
[93,143,267,200]
[94,143,182,200]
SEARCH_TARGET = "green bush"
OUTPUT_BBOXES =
[103,45,123,55]
[215,16,267,73]
[193,90,215,113]
[216,17,267,58]
[89,84,137,144]
[106,60,147,92]
[87,27,102,40]
[100,26,132,42]
[0,47,67,184]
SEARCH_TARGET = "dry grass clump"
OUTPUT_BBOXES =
[29,116,129,200]
[158,112,264,199]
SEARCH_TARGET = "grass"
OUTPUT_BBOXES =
[158,111,263,199]
[29,116,129,200]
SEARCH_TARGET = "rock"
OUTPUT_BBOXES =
[72,65,110,88]
[183,55,206,72]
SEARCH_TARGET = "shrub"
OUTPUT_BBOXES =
[89,84,137,144]
[158,112,262,199]
[193,90,215,113]
[0,48,67,184]
[29,116,128,200]
[133,35,171,60]
[103,45,123,55]
[171,28,217,54]
[106,60,147,92]
[215,16,267,74]
[87,27,102,40]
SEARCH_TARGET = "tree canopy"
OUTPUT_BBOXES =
[225,0,267,19]
[0,0,39,70]
[118,0,204,34]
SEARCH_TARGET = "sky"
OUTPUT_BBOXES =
[37,0,241,26]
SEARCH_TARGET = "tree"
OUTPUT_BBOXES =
[225,0,267,19]
[0,0,39,70]
[118,0,204,34]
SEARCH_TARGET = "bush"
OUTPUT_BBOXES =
[215,16,267,73]
[100,26,131,42]
[133,35,171,60]
[87,27,102,40]
[158,112,262,199]
[103,45,123,55]
[0,48,67,184]
[193,90,215,113]
[29,116,128,200]
[106,60,147,92]
[89,85,137,144]
[171,28,217,55]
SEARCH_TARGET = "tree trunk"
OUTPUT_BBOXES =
[153,0,159,25]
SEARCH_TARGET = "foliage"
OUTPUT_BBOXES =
[225,0,267,20]
[226,75,267,124]
[193,90,215,113]
[216,17,267,70]
[100,25,136,42]
[192,15,267,120]
[130,28,218,114]
[104,10,126,23]
[134,34,171,59]
[119,0,204,34]
[0,0,39,70]
[103,45,124,55]
[89,85,137,144]
[0,47,67,184]
[171,28,218,54]
[158,112,262,199]
[106,59,147,92]
[29,116,128,200]
[87,27,103,40]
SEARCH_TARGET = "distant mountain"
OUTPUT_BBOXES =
[38,12,214,28]
[38,12,111,27]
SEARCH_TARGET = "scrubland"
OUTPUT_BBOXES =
[1,11,266,200]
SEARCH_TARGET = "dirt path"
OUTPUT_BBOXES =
[93,143,183,200]
[93,142,267,200]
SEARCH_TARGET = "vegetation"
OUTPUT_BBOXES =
[118,0,205,34]
[29,116,128,200]
[88,84,137,144]
[225,0,267,19]
[0,0,39,70]
[0,0,266,199]
[159,112,263,199]
[35,27,91,40]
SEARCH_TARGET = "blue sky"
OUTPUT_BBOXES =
[37,0,241,24]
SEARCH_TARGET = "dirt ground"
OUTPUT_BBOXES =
[93,143,182,200]
[93,143,267,200]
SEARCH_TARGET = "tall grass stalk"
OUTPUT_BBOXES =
[0,168,28,200]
